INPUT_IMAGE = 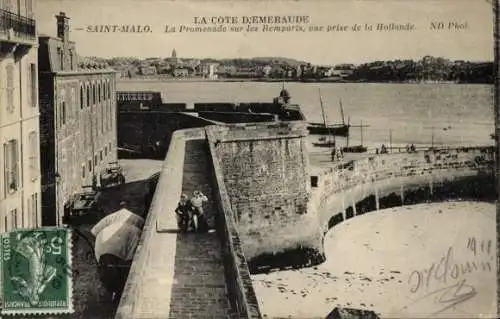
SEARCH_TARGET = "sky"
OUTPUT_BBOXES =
[36,0,494,65]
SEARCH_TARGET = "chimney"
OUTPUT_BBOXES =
[55,12,70,42]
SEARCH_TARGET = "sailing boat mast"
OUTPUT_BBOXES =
[339,98,346,126]
[318,89,328,128]
[346,116,351,146]
[360,119,363,146]
[318,89,334,145]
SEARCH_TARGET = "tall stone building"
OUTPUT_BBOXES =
[0,0,41,232]
[38,12,117,226]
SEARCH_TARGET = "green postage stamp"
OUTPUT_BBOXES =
[1,228,73,315]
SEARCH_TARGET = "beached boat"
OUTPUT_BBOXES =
[313,136,336,148]
[308,122,350,136]
[342,120,368,153]
[307,98,349,136]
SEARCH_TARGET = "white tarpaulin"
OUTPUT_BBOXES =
[91,208,144,237]
[94,222,141,262]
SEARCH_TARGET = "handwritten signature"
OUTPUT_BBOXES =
[408,246,491,294]
[402,278,477,316]
[401,244,493,316]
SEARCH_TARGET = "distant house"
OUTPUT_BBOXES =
[173,67,190,77]
[233,67,261,78]
[296,65,303,78]
[270,65,286,78]
[157,66,171,74]
[334,63,355,70]
[262,65,272,77]
[199,63,219,79]
[217,65,237,77]
[139,66,156,75]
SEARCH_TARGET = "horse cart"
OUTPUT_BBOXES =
[100,162,126,189]
[63,186,104,226]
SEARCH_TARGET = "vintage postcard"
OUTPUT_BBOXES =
[0,0,496,318]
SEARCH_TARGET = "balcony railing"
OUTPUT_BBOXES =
[0,9,36,41]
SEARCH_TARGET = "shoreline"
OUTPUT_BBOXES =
[116,77,491,85]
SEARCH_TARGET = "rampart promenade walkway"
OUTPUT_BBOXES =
[168,139,231,318]
[115,135,233,318]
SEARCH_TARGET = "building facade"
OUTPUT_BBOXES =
[139,65,156,75]
[200,62,219,79]
[38,12,117,226]
[0,0,41,232]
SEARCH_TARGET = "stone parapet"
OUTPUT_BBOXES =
[308,146,495,230]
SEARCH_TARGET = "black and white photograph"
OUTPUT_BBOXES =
[0,0,497,318]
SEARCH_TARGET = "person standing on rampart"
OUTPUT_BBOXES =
[191,190,209,232]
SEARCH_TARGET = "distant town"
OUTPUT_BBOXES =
[85,49,494,84]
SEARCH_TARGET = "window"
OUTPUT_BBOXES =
[4,140,19,195]
[81,164,86,178]
[57,48,63,70]
[70,88,75,120]
[108,81,111,99]
[21,207,24,229]
[27,196,31,228]
[86,85,90,107]
[98,83,101,103]
[27,194,36,228]
[11,209,17,230]
[100,100,104,134]
[61,101,66,126]
[80,86,84,109]
[93,84,96,105]
[99,151,103,161]
[35,193,38,227]
[6,64,14,113]
[104,146,108,156]
[69,50,74,70]
[28,63,37,108]
[28,131,39,180]
[88,160,92,172]
[4,216,7,233]
[108,104,112,131]
[94,155,98,166]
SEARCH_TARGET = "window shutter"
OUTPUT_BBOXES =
[3,143,8,197]
[6,64,14,113]
[12,140,18,190]
[31,64,37,107]
[27,64,32,107]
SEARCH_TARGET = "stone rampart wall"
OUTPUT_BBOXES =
[207,123,323,266]
[309,147,495,232]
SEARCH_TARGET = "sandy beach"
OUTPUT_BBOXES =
[252,201,496,319]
